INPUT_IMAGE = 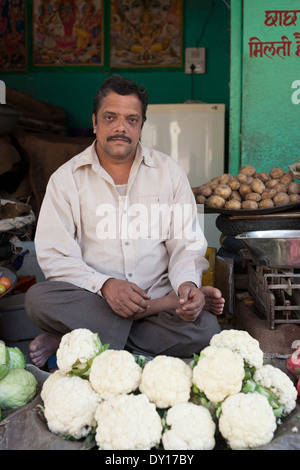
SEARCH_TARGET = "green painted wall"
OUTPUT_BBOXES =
[1,0,230,134]
[230,0,300,174]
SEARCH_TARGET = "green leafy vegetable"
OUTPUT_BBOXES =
[7,346,26,370]
[242,378,283,419]
[0,342,9,366]
[0,368,37,410]
[0,363,8,380]
[69,334,109,379]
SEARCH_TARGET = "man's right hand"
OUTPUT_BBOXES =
[101,278,151,318]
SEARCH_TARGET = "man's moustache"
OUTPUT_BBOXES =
[107,134,132,143]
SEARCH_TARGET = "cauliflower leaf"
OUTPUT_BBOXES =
[56,328,109,378]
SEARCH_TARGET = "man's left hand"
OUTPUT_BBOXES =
[176,282,205,322]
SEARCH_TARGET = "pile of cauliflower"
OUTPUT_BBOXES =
[39,327,298,451]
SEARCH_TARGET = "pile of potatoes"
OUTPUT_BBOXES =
[192,165,300,210]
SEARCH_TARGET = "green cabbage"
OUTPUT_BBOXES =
[0,368,37,410]
[7,346,26,370]
[0,342,8,366]
[0,342,9,380]
[0,363,8,380]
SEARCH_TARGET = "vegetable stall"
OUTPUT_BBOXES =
[0,328,299,450]
[1,164,300,451]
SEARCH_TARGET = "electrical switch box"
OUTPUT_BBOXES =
[185,47,206,74]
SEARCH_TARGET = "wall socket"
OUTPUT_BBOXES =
[185,47,206,74]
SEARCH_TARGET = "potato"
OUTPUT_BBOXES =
[288,182,300,194]
[228,178,240,190]
[258,199,274,209]
[239,183,252,198]
[208,180,219,191]
[230,190,242,202]
[274,183,288,193]
[273,192,290,206]
[245,192,261,202]
[241,200,258,210]
[220,173,234,185]
[280,173,294,185]
[270,167,284,179]
[236,172,248,184]
[265,178,279,189]
[214,184,232,199]
[254,172,270,183]
[225,199,242,210]
[211,176,221,185]
[196,194,207,204]
[251,178,265,194]
[196,184,212,197]
[289,194,300,203]
[206,195,226,208]
[261,189,277,200]
[240,165,256,176]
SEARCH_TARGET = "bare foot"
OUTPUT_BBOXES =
[201,286,225,315]
[29,333,62,368]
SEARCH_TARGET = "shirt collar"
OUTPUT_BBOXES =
[72,140,98,173]
[72,140,157,173]
[136,142,157,168]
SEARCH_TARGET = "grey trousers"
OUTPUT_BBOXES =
[25,281,221,358]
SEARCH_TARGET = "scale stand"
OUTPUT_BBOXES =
[241,249,300,329]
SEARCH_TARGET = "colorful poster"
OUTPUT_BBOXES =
[33,0,104,66]
[0,0,27,71]
[110,0,183,68]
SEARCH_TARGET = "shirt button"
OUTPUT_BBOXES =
[124,241,129,246]
[128,273,133,277]
[92,285,96,290]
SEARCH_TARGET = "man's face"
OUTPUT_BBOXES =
[93,92,143,162]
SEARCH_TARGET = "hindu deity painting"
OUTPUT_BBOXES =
[0,0,27,71]
[110,0,183,68]
[33,0,103,66]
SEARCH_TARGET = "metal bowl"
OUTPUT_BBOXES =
[236,230,300,269]
[0,104,21,135]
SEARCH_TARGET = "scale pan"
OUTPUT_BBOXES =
[236,230,300,269]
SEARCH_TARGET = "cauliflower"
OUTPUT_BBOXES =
[89,349,142,399]
[139,355,192,408]
[218,392,277,450]
[56,328,108,377]
[253,364,297,417]
[210,329,264,369]
[94,393,162,450]
[192,345,245,402]
[43,375,101,440]
[41,369,65,402]
[162,402,216,450]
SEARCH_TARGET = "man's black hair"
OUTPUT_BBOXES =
[93,75,149,125]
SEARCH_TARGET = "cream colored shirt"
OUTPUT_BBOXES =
[35,141,209,299]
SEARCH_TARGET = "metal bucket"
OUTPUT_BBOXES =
[235,230,300,269]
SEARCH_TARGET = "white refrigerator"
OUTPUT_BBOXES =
[141,103,225,249]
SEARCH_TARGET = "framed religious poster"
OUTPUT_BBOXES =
[32,0,104,66]
[0,0,27,71]
[110,0,183,69]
